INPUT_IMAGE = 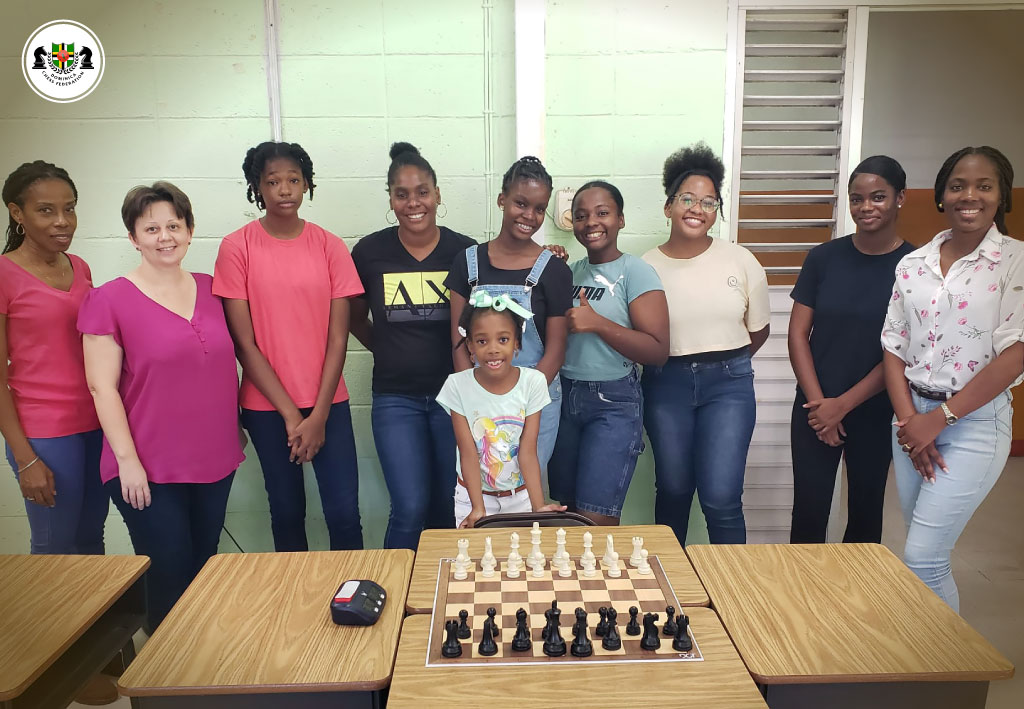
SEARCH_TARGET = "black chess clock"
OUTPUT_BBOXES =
[331,579,387,625]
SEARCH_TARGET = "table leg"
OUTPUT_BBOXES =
[762,680,990,709]
[5,576,146,709]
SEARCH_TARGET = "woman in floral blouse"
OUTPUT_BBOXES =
[881,146,1020,611]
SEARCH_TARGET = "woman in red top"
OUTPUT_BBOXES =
[1,161,107,555]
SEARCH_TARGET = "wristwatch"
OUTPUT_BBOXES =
[940,402,959,426]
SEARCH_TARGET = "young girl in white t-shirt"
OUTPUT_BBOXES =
[436,292,566,528]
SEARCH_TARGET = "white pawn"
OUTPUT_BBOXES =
[529,521,546,567]
[607,551,621,578]
[601,534,616,568]
[581,552,596,578]
[581,531,596,567]
[454,538,471,580]
[557,554,572,578]
[530,556,545,578]
[553,528,568,567]
[630,536,644,567]
[481,536,497,578]
[637,549,652,575]
[507,531,522,578]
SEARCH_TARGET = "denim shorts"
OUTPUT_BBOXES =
[548,371,644,517]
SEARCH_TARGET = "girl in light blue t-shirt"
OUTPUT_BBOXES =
[547,181,670,525]
[436,295,567,528]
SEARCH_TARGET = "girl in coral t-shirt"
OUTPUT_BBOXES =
[214,141,364,552]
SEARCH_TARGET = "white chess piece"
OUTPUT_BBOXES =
[637,549,652,575]
[529,521,545,567]
[607,551,621,578]
[481,536,497,578]
[530,555,545,578]
[454,538,470,580]
[630,536,644,567]
[581,531,596,567]
[554,528,568,567]
[507,531,522,578]
[581,555,596,578]
[557,554,572,578]
[601,534,616,568]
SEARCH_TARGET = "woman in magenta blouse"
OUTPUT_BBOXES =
[80,182,243,631]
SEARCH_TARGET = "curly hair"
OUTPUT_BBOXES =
[934,146,1013,234]
[242,141,316,209]
[2,161,77,253]
[662,142,725,215]
[386,141,437,191]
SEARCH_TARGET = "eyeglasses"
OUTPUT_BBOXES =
[673,193,720,214]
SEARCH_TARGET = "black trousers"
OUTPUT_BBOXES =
[789,391,894,543]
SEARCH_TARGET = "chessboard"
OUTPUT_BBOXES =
[426,554,703,667]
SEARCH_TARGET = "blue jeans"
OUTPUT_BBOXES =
[6,429,107,555]
[642,353,756,545]
[241,401,362,552]
[108,472,234,632]
[893,390,1011,612]
[372,394,456,550]
[549,372,644,517]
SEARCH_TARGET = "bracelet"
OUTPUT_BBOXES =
[17,456,40,474]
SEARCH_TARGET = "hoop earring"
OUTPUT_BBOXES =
[15,223,25,236]
[386,209,397,225]
[437,202,448,219]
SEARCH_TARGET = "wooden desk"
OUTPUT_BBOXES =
[388,608,767,708]
[0,554,148,709]
[407,524,708,613]
[118,550,413,708]
[687,543,1015,709]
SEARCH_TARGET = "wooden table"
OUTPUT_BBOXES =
[407,524,708,613]
[687,543,1015,709]
[118,550,413,708]
[0,554,148,709]
[388,608,767,708]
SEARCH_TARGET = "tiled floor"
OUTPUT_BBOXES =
[13,461,1018,707]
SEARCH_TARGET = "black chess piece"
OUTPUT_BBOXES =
[79,46,94,69]
[626,605,641,636]
[511,608,532,652]
[570,607,593,657]
[457,609,471,639]
[640,612,661,651]
[478,617,498,656]
[486,607,499,637]
[672,613,693,652]
[32,47,46,69]
[442,619,463,658]
[542,599,558,639]
[595,606,608,637]
[542,604,566,657]
[663,605,678,637]
[602,607,622,651]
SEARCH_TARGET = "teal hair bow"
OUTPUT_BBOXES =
[468,289,534,320]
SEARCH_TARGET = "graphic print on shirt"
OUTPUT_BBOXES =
[594,273,624,297]
[471,410,526,489]
[382,271,450,322]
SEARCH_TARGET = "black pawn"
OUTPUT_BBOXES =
[571,607,593,657]
[602,607,621,651]
[672,614,693,652]
[487,607,499,637]
[542,605,566,657]
[663,605,678,637]
[511,608,532,652]
[640,612,661,651]
[626,605,641,636]
[478,617,498,656]
[442,619,463,658]
[457,609,471,639]
[595,606,608,637]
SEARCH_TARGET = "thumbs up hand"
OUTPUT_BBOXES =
[566,288,603,334]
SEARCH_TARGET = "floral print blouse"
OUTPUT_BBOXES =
[882,224,1024,392]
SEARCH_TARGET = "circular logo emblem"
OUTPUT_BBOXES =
[22,20,104,103]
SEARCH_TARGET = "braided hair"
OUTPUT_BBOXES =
[662,142,725,216]
[242,141,316,210]
[3,161,77,254]
[387,141,437,191]
[455,300,525,352]
[501,156,553,194]
[934,146,1014,234]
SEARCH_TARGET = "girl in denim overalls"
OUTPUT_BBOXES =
[445,157,572,484]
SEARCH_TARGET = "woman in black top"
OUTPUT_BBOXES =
[350,142,474,550]
[788,155,915,543]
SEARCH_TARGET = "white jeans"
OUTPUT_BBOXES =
[453,483,531,527]
[892,390,1011,613]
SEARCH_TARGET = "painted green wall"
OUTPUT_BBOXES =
[0,0,727,552]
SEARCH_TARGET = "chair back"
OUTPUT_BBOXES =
[472,511,595,528]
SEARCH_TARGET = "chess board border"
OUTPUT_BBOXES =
[425,553,704,668]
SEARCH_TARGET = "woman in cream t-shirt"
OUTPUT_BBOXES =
[641,143,770,546]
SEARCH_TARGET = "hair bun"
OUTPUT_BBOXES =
[519,155,542,165]
[389,142,420,160]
